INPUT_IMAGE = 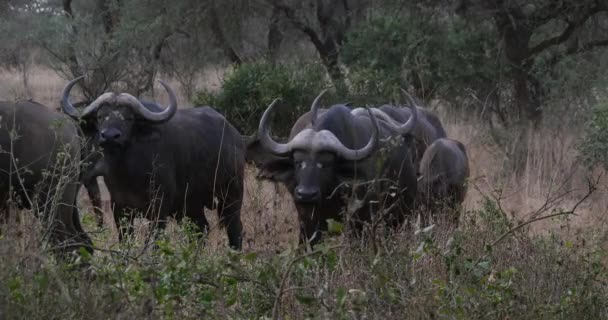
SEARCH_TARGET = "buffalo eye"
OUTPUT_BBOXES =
[295,161,307,169]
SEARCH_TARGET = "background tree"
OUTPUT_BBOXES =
[267,0,369,94]
[452,0,608,127]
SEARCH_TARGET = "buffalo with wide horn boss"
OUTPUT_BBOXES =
[62,96,167,229]
[417,137,470,227]
[247,89,419,246]
[61,76,245,249]
[0,100,93,256]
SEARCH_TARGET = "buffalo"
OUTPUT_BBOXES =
[247,90,419,246]
[68,100,168,229]
[374,104,447,168]
[61,77,244,249]
[417,137,470,227]
[0,100,93,255]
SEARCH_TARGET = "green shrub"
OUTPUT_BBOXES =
[579,99,608,170]
[194,62,331,136]
[342,15,499,105]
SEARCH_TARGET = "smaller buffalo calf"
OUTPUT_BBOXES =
[418,138,470,227]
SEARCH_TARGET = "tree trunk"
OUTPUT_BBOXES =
[498,10,544,128]
[62,0,87,96]
[512,67,543,127]
[317,40,347,96]
[210,0,242,65]
[268,6,283,63]
[96,0,120,35]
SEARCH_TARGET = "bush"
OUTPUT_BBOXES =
[579,99,608,170]
[194,62,331,136]
[342,15,499,106]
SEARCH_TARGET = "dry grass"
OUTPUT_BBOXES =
[2,65,605,253]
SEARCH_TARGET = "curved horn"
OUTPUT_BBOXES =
[60,76,85,119]
[397,88,418,135]
[117,80,177,123]
[309,89,328,126]
[333,107,378,161]
[258,98,292,156]
[150,80,178,122]
[81,92,117,118]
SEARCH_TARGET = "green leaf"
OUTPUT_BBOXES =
[243,252,257,262]
[336,287,347,307]
[327,219,344,235]
[295,294,316,305]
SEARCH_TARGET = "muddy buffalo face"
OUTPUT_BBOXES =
[60,76,178,148]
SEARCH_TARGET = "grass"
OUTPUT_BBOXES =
[1,66,607,319]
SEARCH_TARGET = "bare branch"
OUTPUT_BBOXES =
[527,4,605,58]
[268,0,326,50]
[472,174,600,268]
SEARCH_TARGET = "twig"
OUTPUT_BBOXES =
[472,176,598,268]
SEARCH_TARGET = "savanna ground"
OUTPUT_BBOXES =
[1,67,608,319]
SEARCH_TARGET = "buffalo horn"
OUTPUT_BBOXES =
[332,107,378,161]
[397,88,418,135]
[309,89,328,126]
[60,76,85,119]
[258,98,291,156]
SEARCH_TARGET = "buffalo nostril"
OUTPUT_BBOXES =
[101,129,121,141]
[295,187,320,202]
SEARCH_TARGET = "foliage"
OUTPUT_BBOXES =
[342,14,500,107]
[1,195,607,319]
[193,62,331,136]
[579,99,608,170]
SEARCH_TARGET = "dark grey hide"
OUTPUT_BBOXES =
[61,77,244,249]
[418,138,470,227]
[0,100,93,255]
[248,92,419,246]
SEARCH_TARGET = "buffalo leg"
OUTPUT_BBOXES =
[217,196,243,250]
[48,182,93,256]
[299,219,322,248]
[71,205,94,253]
[84,178,104,228]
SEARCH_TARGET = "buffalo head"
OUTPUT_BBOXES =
[255,89,418,205]
[256,91,378,204]
[61,76,177,147]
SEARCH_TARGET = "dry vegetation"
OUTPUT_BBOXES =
[1,66,607,319]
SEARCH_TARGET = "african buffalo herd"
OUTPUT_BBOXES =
[0,78,469,256]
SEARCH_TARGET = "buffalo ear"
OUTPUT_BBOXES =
[78,118,98,139]
[245,137,294,183]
